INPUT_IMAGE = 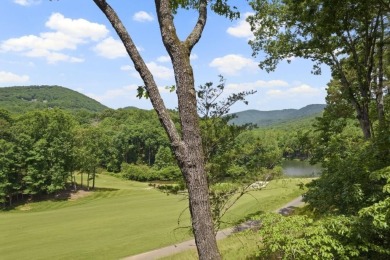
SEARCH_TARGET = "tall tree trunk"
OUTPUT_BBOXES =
[334,57,372,139]
[155,1,220,258]
[356,102,372,139]
[173,49,220,260]
[92,168,96,189]
[376,13,385,123]
[92,1,221,259]
[87,172,90,191]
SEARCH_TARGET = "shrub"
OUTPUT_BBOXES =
[120,163,156,181]
[121,163,181,182]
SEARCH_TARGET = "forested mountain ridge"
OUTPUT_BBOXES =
[0,85,325,127]
[0,85,108,114]
[229,104,326,126]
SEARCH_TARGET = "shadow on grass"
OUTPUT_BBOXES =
[230,210,265,233]
[277,205,299,216]
[231,205,299,233]
[1,186,119,211]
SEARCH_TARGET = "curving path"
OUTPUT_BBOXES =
[123,196,304,260]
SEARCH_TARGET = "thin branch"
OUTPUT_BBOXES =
[177,205,190,226]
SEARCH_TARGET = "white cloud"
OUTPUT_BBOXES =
[85,84,176,109]
[121,65,140,79]
[133,11,154,22]
[94,38,144,59]
[227,12,254,39]
[87,85,139,102]
[89,85,173,103]
[266,89,283,96]
[25,48,84,64]
[0,13,108,63]
[256,84,326,110]
[158,86,174,93]
[146,62,173,80]
[289,84,321,94]
[1,34,80,52]
[93,37,127,59]
[45,13,109,41]
[121,62,174,81]
[190,53,198,60]
[120,65,132,71]
[0,71,29,83]
[266,84,321,97]
[14,0,41,6]
[157,55,170,63]
[209,54,258,75]
[227,79,289,92]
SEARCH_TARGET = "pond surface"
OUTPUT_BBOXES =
[281,160,322,177]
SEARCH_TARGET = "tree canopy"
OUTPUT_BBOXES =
[249,0,390,138]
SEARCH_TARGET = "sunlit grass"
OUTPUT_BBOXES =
[0,175,311,260]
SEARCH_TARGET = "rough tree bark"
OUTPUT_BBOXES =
[92,0,221,259]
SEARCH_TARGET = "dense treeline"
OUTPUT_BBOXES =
[0,101,315,208]
[0,107,178,207]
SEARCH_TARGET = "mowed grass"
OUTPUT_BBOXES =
[0,175,311,260]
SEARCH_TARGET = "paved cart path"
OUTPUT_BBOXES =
[123,196,304,260]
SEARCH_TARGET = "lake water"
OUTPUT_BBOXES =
[281,160,322,177]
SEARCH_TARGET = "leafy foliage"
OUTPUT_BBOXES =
[249,0,389,139]
[170,0,240,19]
[256,213,362,259]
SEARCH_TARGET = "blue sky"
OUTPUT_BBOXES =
[0,0,330,112]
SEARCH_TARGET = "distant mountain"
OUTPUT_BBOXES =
[120,106,143,110]
[229,104,326,127]
[0,85,108,114]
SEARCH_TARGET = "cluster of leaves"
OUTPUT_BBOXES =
[170,0,240,20]
[0,109,77,206]
[295,96,390,258]
[257,168,390,259]
[256,213,364,259]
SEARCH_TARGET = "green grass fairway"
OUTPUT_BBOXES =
[0,175,311,260]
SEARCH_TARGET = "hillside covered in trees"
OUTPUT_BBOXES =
[0,85,324,127]
[229,104,326,126]
[0,85,108,114]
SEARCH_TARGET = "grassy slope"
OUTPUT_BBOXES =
[0,175,310,260]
